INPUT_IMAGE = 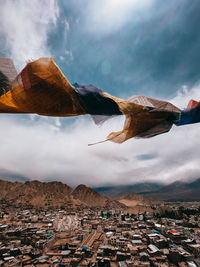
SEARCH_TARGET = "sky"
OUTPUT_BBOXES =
[0,0,200,187]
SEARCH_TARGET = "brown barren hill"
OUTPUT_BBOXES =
[117,193,154,207]
[71,184,123,208]
[0,179,73,208]
[0,179,123,209]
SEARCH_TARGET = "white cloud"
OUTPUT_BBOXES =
[83,0,153,35]
[0,0,59,69]
[0,83,200,187]
[171,84,200,109]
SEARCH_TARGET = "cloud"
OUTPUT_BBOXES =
[0,168,29,182]
[171,84,200,109]
[83,0,153,35]
[0,114,123,186]
[0,0,59,69]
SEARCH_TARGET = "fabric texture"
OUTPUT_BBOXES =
[74,84,122,115]
[175,102,200,126]
[0,57,198,144]
[0,57,86,116]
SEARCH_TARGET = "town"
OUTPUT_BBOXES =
[0,201,199,266]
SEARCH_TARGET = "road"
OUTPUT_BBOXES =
[81,230,97,247]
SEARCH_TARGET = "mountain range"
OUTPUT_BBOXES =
[148,178,200,201]
[94,182,163,197]
[95,178,200,201]
[0,178,199,210]
[0,179,123,209]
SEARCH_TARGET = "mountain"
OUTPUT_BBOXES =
[188,178,200,188]
[118,193,153,202]
[116,193,156,208]
[0,179,122,209]
[72,184,122,207]
[94,182,163,197]
[148,178,200,201]
[0,180,73,208]
[94,178,200,201]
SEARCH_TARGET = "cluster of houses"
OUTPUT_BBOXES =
[0,202,199,266]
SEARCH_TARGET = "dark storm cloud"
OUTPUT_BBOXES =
[49,0,200,100]
[0,168,29,182]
